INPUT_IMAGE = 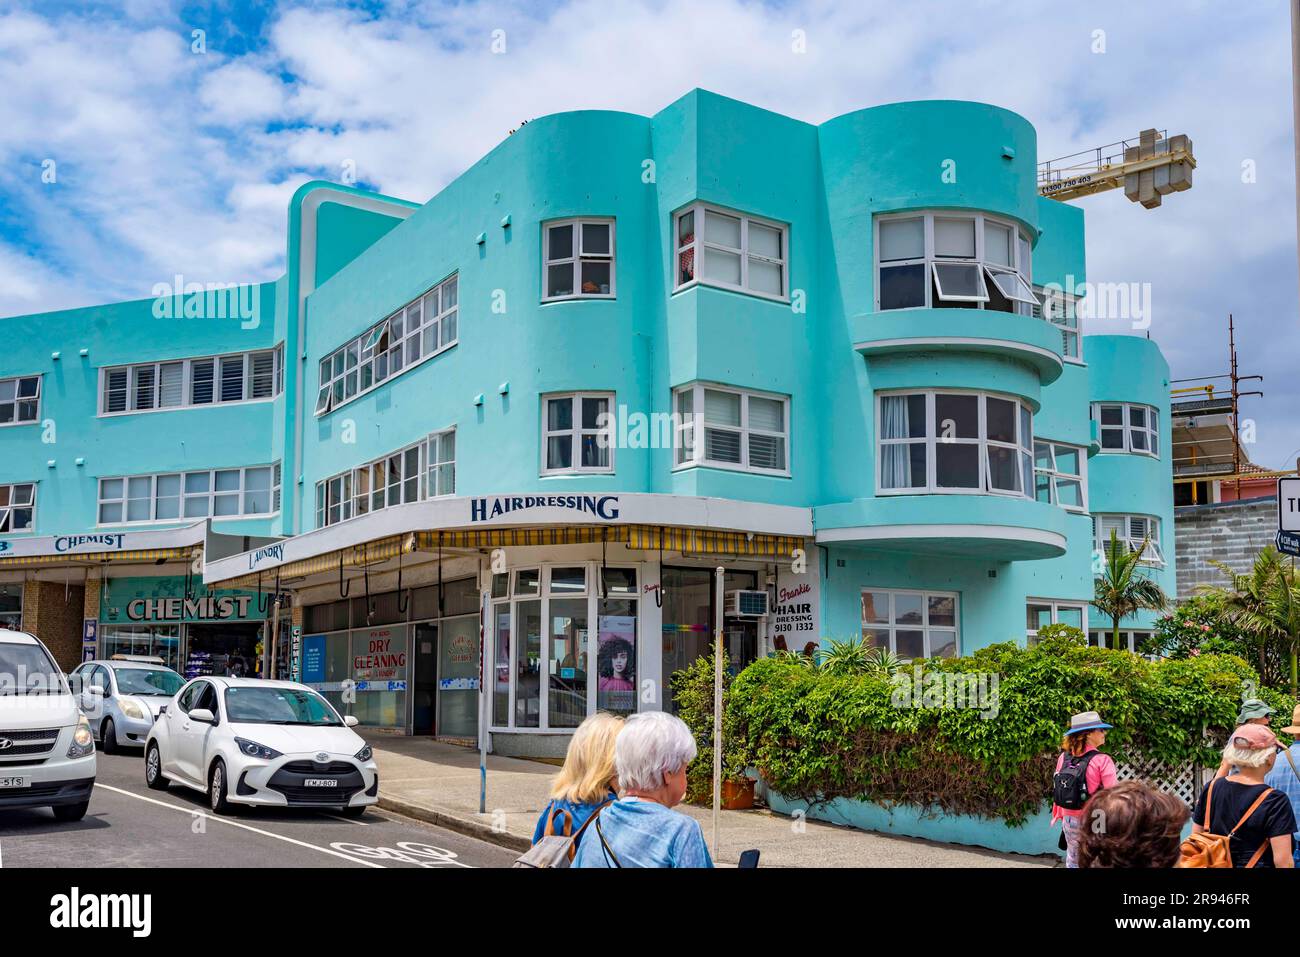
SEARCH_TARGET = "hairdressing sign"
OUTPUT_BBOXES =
[771,566,821,655]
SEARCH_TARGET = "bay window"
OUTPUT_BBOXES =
[877,390,1033,496]
[1034,441,1086,511]
[674,203,788,300]
[543,219,614,301]
[542,393,613,475]
[1093,402,1159,456]
[673,382,789,475]
[876,211,1038,313]
[861,588,959,659]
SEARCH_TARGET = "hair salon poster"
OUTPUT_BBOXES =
[772,564,821,656]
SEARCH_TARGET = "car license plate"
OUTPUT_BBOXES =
[0,776,28,789]
[303,778,337,788]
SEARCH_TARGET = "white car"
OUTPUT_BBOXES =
[0,629,96,821]
[144,676,378,817]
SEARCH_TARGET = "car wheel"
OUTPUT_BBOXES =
[144,743,169,791]
[341,805,366,819]
[52,800,90,822]
[209,759,233,815]
[100,718,117,755]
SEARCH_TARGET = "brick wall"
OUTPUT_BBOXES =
[1174,496,1279,599]
[21,579,88,670]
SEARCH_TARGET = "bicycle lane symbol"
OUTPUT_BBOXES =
[329,841,474,868]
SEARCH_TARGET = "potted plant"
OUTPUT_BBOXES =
[671,644,757,809]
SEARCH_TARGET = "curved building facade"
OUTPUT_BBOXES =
[0,90,1174,753]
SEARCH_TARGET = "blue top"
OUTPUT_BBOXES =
[531,792,615,847]
[1264,743,1300,859]
[571,797,714,868]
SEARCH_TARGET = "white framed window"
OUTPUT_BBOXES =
[543,219,614,301]
[98,464,280,525]
[426,428,456,498]
[877,390,1033,497]
[875,211,1038,314]
[491,561,641,731]
[314,428,458,529]
[1088,630,1153,654]
[0,375,41,426]
[316,273,458,416]
[100,348,282,416]
[542,393,614,475]
[674,203,788,301]
[673,382,789,476]
[0,483,36,533]
[1092,402,1159,457]
[1026,599,1087,644]
[1033,441,1087,512]
[1034,286,1082,360]
[861,588,959,659]
[1094,514,1164,565]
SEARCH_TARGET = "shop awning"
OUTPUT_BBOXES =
[215,534,414,589]
[0,546,200,569]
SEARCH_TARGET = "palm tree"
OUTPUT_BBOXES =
[1092,530,1169,650]
[1208,546,1300,696]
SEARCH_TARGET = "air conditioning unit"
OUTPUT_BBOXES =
[725,589,770,618]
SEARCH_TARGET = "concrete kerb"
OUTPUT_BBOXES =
[377,795,532,853]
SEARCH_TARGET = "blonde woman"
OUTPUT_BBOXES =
[531,711,623,851]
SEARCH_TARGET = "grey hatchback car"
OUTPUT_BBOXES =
[69,659,186,753]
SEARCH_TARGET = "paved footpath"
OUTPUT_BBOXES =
[372,737,1056,868]
[0,750,518,869]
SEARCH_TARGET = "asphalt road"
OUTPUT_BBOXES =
[0,750,518,869]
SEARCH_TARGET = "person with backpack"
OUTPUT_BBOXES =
[1186,724,1296,868]
[529,711,623,854]
[1263,705,1300,867]
[1052,711,1119,868]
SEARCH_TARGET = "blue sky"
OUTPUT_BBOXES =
[2,0,1298,467]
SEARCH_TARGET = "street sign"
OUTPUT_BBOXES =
[1279,477,1300,532]
[1278,530,1300,558]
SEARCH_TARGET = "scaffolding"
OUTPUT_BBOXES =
[1170,315,1282,504]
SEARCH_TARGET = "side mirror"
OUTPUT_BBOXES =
[188,708,215,724]
[344,715,359,728]
[87,685,106,698]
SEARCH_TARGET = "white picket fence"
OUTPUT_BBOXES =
[1114,754,1211,806]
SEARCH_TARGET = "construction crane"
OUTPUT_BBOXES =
[1038,129,1196,207]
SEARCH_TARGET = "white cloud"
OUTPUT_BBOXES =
[0,0,1297,462]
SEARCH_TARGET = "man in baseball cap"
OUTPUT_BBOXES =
[1265,705,1300,866]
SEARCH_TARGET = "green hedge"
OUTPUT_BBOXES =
[676,636,1295,825]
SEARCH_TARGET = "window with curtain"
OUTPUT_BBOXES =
[674,203,788,300]
[877,391,1033,496]
[673,382,789,475]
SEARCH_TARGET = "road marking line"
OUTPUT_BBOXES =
[93,784,385,868]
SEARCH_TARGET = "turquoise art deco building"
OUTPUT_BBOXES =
[0,90,1173,754]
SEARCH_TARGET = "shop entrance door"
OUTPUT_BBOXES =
[436,617,480,739]
[412,623,438,734]
[723,618,759,676]
[183,623,263,679]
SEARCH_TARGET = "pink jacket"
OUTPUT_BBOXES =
[1052,749,1118,822]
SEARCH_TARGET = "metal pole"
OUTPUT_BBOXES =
[479,576,489,816]
[712,565,724,858]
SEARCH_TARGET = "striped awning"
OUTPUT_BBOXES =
[207,525,809,589]
[0,547,200,569]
